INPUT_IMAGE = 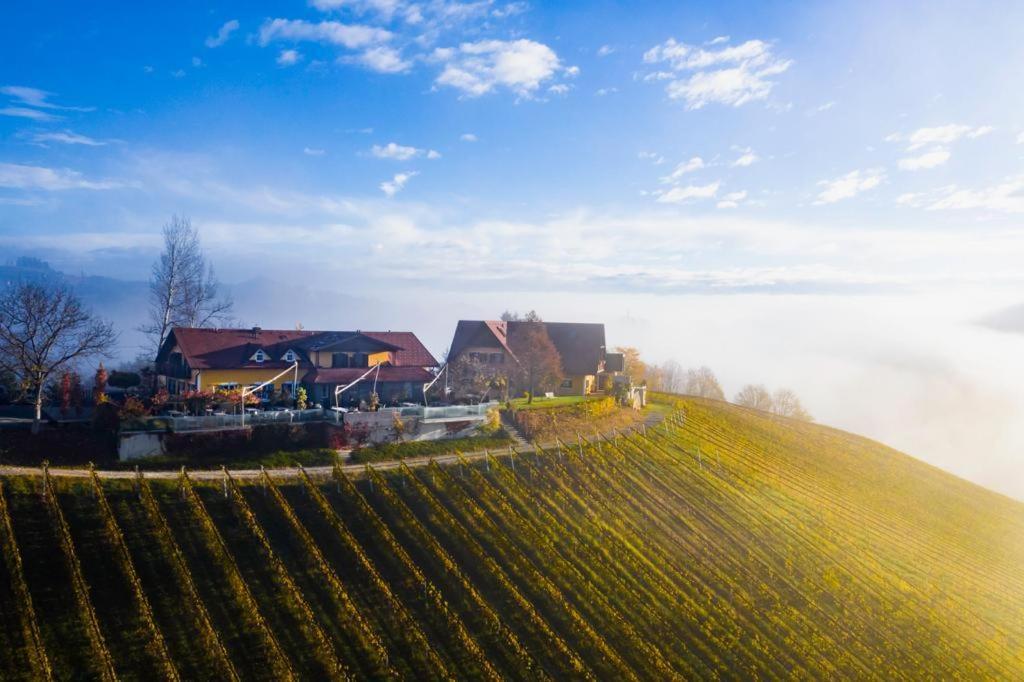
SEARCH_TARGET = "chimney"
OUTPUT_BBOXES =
[251,326,261,338]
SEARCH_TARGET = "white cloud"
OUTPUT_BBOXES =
[171,69,186,78]
[595,87,617,96]
[660,157,704,183]
[814,169,884,204]
[548,84,570,95]
[258,19,392,49]
[0,163,122,191]
[732,148,758,167]
[205,19,240,48]
[924,176,1024,213]
[643,38,792,109]
[898,147,951,171]
[1,86,92,111]
[460,133,477,142]
[277,49,302,66]
[888,124,992,151]
[432,39,568,98]
[638,151,665,165]
[192,56,204,67]
[717,190,747,208]
[371,142,441,160]
[815,100,835,113]
[303,147,326,156]
[31,130,105,146]
[707,36,729,45]
[1017,131,1024,145]
[0,106,59,121]
[492,2,528,18]
[311,0,403,19]
[380,171,418,196]
[356,46,411,73]
[597,45,615,57]
[656,180,720,204]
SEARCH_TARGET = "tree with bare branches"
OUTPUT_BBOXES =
[140,215,233,358]
[771,388,813,421]
[735,384,774,411]
[683,365,726,400]
[0,283,117,432]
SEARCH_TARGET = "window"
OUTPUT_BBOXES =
[217,382,238,390]
[560,378,573,388]
[489,353,503,364]
[282,350,296,362]
[332,352,350,368]
[254,350,266,363]
[354,353,369,368]
[281,382,294,396]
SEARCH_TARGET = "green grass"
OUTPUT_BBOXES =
[507,395,600,410]
[1,396,1023,678]
[348,432,513,464]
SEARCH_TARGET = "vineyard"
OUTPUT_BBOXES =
[1,395,1023,679]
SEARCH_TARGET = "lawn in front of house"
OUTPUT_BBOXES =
[508,395,604,410]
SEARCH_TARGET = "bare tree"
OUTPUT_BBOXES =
[771,388,813,421]
[734,384,774,411]
[683,365,725,400]
[0,283,117,432]
[657,359,685,393]
[140,215,233,358]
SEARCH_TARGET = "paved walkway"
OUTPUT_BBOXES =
[0,407,670,481]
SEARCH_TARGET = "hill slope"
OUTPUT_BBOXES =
[1,396,1022,679]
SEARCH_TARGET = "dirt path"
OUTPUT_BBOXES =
[0,409,668,481]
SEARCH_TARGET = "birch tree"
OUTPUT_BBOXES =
[140,216,233,357]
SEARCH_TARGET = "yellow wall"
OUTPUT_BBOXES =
[555,374,595,396]
[311,350,393,368]
[199,369,299,391]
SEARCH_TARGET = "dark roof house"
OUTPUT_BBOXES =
[448,320,608,376]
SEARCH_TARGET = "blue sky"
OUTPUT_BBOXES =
[2,1,1024,494]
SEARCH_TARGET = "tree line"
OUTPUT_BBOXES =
[617,348,813,421]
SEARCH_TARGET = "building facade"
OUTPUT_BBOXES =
[155,327,439,407]
[447,319,613,397]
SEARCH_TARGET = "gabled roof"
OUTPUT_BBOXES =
[159,327,438,371]
[516,321,606,376]
[448,320,515,364]
[447,319,606,375]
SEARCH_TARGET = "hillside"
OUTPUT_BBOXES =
[1,396,1022,679]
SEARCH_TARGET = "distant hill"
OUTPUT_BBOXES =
[0,395,1021,678]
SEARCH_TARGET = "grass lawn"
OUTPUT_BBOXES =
[508,395,603,411]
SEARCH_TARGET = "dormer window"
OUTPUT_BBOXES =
[282,350,296,363]
[252,350,266,363]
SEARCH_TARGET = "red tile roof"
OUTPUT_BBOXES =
[161,327,438,371]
